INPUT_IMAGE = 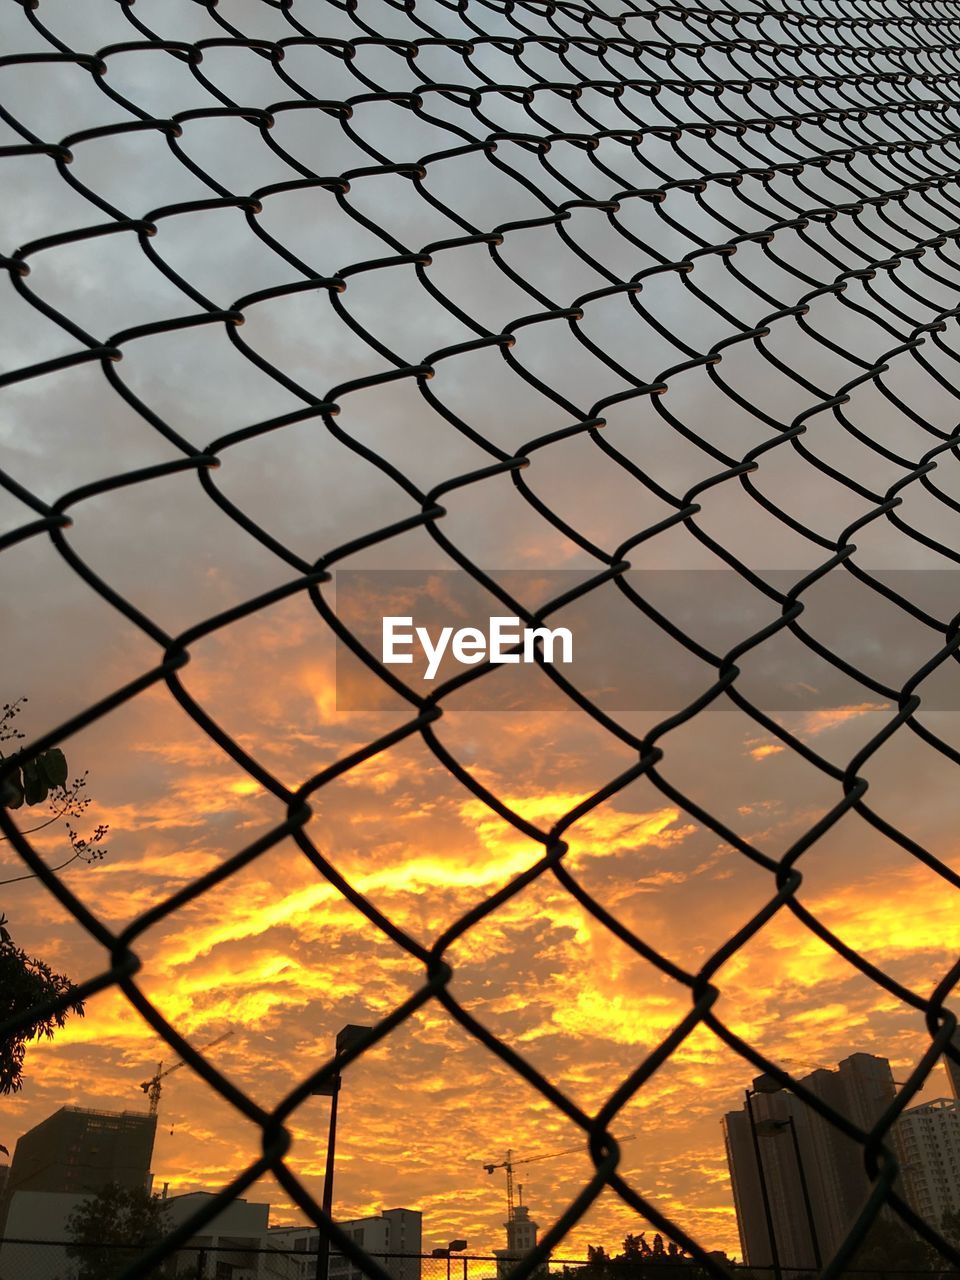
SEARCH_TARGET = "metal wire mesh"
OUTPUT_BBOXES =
[0,1244,538,1280]
[0,1245,858,1280]
[2,1246,946,1280]
[3,0,960,1276]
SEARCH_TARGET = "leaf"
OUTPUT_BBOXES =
[1,769,24,810]
[21,760,48,806]
[39,747,68,788]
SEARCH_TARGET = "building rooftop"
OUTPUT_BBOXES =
[902,1096,960,1114]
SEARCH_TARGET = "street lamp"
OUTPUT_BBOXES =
[432,1238,468,1280]
[312,1024,373,1280]
[753,1116,822,1271]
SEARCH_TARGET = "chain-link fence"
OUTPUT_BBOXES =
[2,1244,497,1280]
[4,0,960,1277]
[0,1243,493,1280]
[2,1246,952,1280]
[3,1244,957,1280]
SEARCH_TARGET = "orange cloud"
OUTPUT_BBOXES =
[799,703,890,736]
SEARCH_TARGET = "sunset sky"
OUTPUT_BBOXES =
[3,0,960,1267]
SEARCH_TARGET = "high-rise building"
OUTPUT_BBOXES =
[944,1034,960,1103]
[723,1054,898,1270]
[896,1098,960,1229]
[0,1105,156,1235]
[268,1207,422,1280]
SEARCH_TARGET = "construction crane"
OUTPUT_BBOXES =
[484,1135,636,1222]
[140,1030,234,1116]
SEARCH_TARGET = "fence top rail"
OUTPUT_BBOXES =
[0,1240,955,1272]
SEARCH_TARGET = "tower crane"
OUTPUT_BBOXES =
[140,1030,234,1117]
[484,1135,636,1222]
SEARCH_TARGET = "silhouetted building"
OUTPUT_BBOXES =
[0,1190,87,1278]
[269,1208,422,1280]
[0,1187,284,1280]
[723,1054,897,1271]
[165,1191,287,1277]
[944,1034,960,1102]
[0,1105,156,1235]
[494,1204,547,1280]
[897,1098,960,1229]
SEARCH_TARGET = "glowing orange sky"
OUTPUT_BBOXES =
[3,607,959,1261]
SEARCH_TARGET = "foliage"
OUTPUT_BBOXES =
[65,1183,173,1280]
[848,1213,943,1279]
[569,1212,959,1280]
[0,697,103,1096]
[568,1234,737,1279]
[0,912,84,1094]
[0,698,108,881]
[942,1206,960,1251]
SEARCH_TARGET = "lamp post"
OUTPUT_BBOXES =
[754,1116,822,1271]
[432,1239,468,1280]
[745,1078,783,1280]
[312,1024,373,1280]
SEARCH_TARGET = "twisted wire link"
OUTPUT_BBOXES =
[3,0,960,1276]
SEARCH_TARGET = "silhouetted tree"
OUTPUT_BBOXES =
[562,1244,610,1280]
[0,696,109,1101]
[849,1213,941,1278]
[0,914,84,1095]
[65,1183,173,1280]
[571,1235,739,1280]
[617,1233,653,1263]
[941,1206,960,1239]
